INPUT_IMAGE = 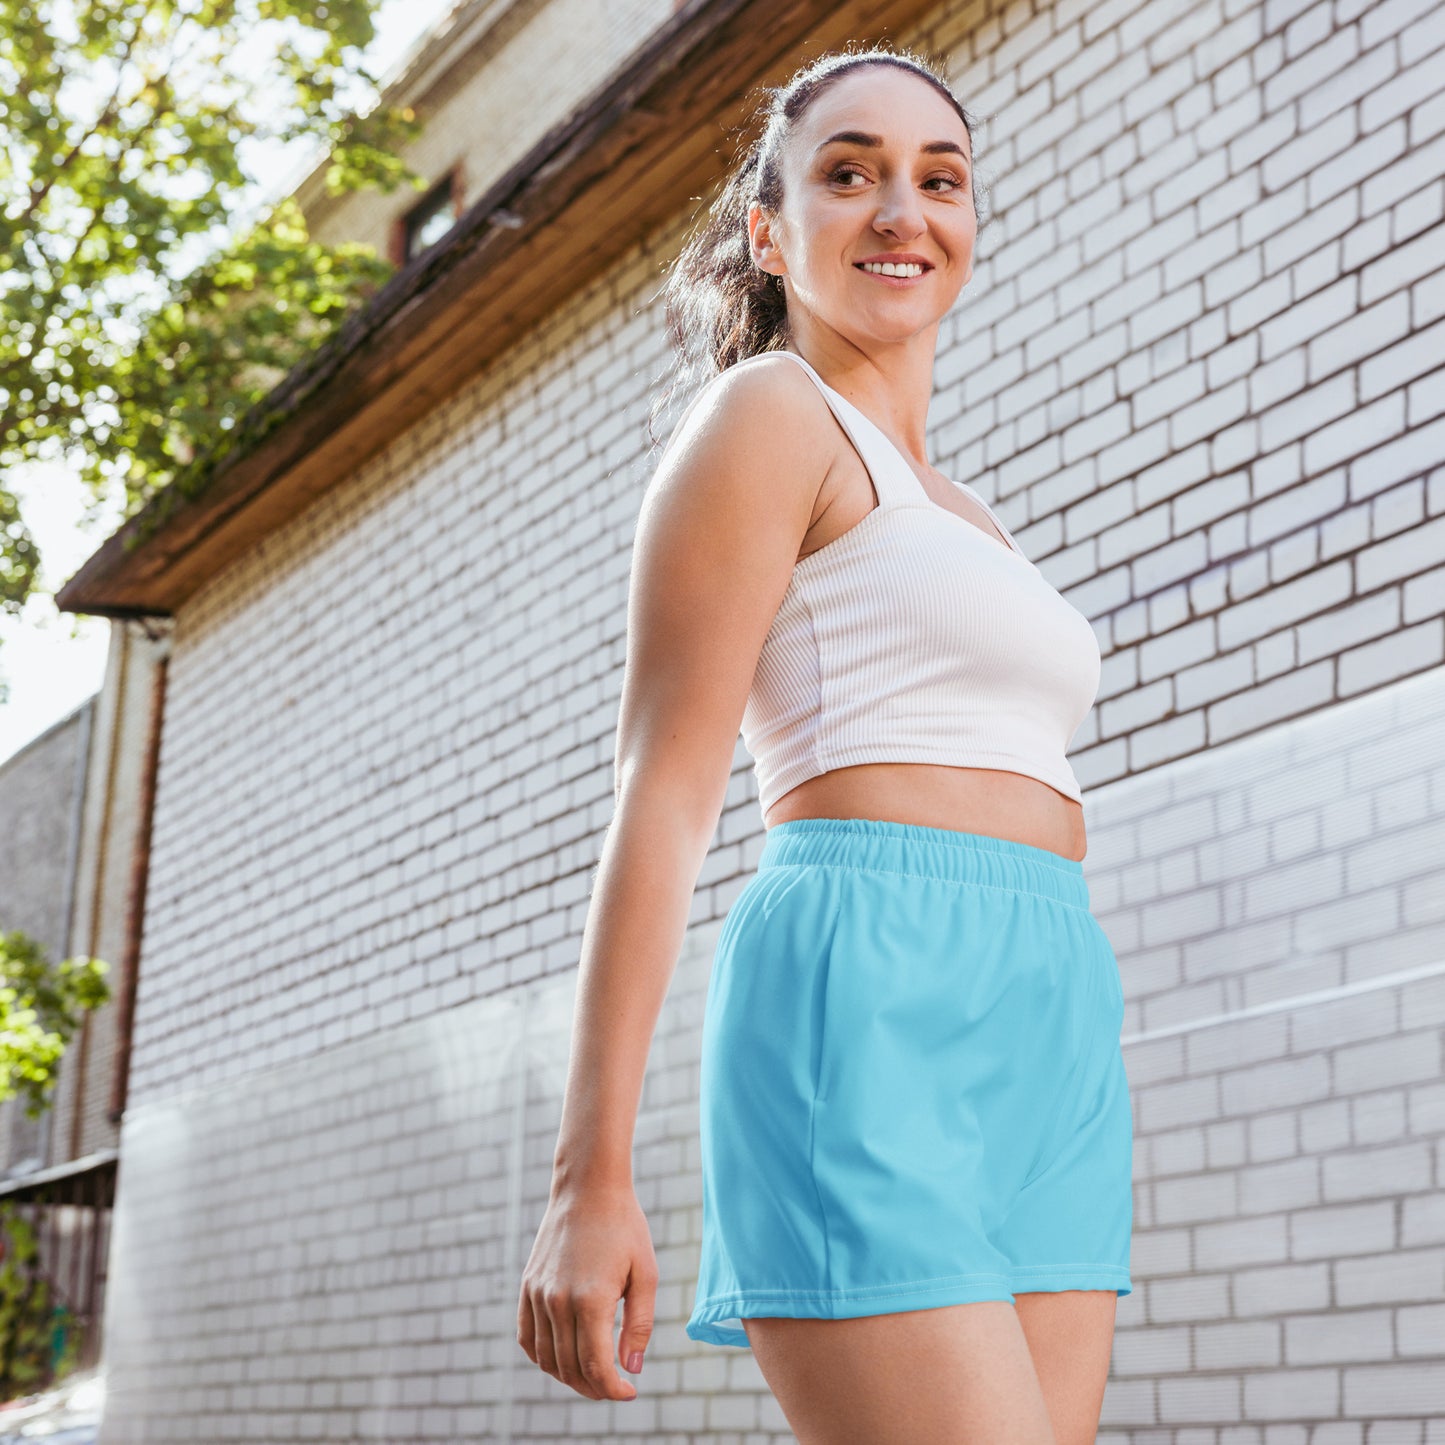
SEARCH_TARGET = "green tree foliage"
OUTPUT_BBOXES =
[0,1202,81,1395]
[0,929,110,1120]
[0,0,428,614]
[0,930,109,1394]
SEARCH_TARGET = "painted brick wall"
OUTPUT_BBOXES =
[124,232,666,1111]
[101,0,1444,1436]
[100,670,1445,1441]
[1091,668,1445,1433]
[929,0,1445,795]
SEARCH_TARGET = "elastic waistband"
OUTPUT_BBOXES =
[758,817,1089,910]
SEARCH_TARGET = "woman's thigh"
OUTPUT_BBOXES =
[1014,1288,1118,1445]
[742,1299,1058,1445]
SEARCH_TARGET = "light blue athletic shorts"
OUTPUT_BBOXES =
[686,816,1133,1348]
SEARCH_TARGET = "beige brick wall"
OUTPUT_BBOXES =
[302,0,676,258]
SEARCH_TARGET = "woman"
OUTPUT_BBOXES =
[517,45,1133,1444]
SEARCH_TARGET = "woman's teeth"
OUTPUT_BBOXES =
[860,261,926,276]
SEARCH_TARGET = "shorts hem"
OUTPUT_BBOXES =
[686,1269,1017,1349]
[686,1263,1132,1348]
[1008,1262,1132,1296]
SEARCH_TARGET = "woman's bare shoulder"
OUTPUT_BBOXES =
[616,352,837,817]
[656,350,835,476]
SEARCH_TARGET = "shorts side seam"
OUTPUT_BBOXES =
[805,887,845,1290]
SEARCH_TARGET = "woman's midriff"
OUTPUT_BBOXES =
[762,762,1088,862]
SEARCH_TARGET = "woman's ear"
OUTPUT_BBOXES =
[748,202,786,281]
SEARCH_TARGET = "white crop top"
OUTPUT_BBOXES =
[737,348,1102,812]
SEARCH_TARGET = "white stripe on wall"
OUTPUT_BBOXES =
[1121,958,1445,1047]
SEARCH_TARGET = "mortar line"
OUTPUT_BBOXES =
[1120,957,1445,1047]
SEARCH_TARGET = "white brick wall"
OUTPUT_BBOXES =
[101,837,739,1443]
[934,0,1445,793]
[101,0,1445,1436]
[1088,667,1445,1437]
[125,236,669,1107]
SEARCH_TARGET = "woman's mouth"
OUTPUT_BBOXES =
[854,261,932,286]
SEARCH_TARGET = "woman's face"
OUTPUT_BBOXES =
[751,66,977,346]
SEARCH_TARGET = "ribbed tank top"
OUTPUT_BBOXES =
[739,348,1102,813]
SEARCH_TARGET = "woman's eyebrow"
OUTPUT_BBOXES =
[813,129,970,165]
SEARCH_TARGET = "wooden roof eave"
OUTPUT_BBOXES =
[55,0,937,618]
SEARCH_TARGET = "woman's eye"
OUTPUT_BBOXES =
[827,165,965,193]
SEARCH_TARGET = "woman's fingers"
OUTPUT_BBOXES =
[516,1285,538,1365]
[523,1287,566,1389]
[516,1191,652,1401]
[575,1298,638,1401]
[526,1286,639,1400]
[548,1294,600,1399]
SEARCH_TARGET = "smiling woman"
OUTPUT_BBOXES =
[519,45,1131,1445]
[648,53,990,401]
[747,71,980,348]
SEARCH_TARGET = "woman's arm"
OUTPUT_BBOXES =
[555,358,830,1189]
[518,355,833,1400]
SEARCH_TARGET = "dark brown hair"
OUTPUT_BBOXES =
[647,44,989,447]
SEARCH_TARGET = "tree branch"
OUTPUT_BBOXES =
[23,8,149,221]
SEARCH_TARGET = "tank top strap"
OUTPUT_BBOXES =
[772,350,928,510]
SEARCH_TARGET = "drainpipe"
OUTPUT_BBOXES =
[106,623,170,1128]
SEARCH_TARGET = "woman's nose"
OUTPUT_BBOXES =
[872,185,926,237]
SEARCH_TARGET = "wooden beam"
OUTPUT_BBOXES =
[56,0,941,617]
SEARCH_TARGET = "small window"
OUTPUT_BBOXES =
[402,175,458,260]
